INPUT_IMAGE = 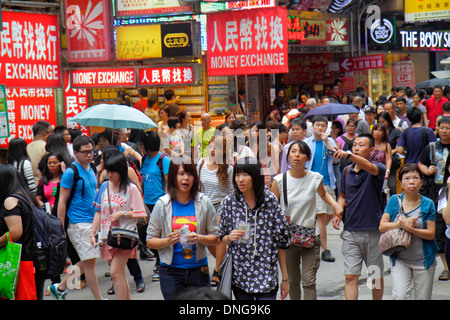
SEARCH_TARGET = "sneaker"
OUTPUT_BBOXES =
[152,264,160,282]
[321,249,335,262]
[48,283,69,300]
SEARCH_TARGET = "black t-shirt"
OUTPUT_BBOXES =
[0,197,35,261]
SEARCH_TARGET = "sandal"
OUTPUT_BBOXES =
[210,270,221,287]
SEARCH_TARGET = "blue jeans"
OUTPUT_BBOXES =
[159,265,210,300]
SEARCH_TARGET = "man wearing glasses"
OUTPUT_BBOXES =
[419,116,450,281]
[50,135,103,300]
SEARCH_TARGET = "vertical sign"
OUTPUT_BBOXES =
[207,7,288,76]
[64,71,90,136]
[0,12,61,87]
[65,0,111,62]
[392,61,415,88]
[0,85,9,139]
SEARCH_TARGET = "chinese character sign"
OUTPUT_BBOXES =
[0,87,57,147]
[207,7,288,76]
[0,12,61,87]
[63,71,90,136]
[65,0,112,62]
[139,66,194,86]
[393,61,415,88]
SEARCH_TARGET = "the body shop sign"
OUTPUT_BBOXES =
[71,68,136,87]
[0,11,61,87]
[207,7,288,76]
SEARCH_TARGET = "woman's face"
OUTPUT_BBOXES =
[346,123,356,134]
[235,171,253,195]
[412,95,420,105]
[97,136,110,151]
[106,170,120,185]
[176,165,194,194]
[400,170,422,194]
[288,143,309,168]
[372,127,384,140]
[377,117,388,129]
[185,112,192,124]
[377,105,385,114]
[47,156,61,176]
[226,113,236,124]
[160,109,169,121]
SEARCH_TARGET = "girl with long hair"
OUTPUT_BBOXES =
[7,137,37,195]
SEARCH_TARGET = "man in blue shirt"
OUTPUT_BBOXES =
[49,135,103,300]
[304,116,338,262]
[332,134,386,300]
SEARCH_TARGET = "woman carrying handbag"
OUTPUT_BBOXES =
[379,163,439,300]
[91,153,147,300]
[271,141,342,300]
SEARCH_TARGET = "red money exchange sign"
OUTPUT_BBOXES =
[207,7,288,76]
[0,11,61,88]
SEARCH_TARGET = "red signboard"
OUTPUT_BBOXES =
[392,61,415,88]
[65,0,112,62]
[207,7,288,76]
[63,71,90,136]
[138,66,194,86]
[339,54,384,72]
[71,68,136,88]
[0,11,61,88]
[284,53,334,85]
[0,88,57,147]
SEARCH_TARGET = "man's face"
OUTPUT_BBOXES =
[75,143,94,166]
[313,121,327,134]
[438,121,450,142]
[290,124,306,141]
[434,88,443,99]
[397,90,406,97]
[365,112,375,123]
[396,100,406,111]
[201,115,211,129]
[384,103,395,118]
[300,95,308,104]
[352,137,373,159]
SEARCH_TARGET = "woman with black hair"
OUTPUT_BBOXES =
[90,153,146,300]
[219,156,291,300]
[146,156,219,300]
[0,164,38,299]
[7,137,37,195]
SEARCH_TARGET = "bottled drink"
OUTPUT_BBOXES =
[435,148,449,184]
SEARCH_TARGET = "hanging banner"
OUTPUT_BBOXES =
[0,11,61,88]
[0,85,9,139]
[0,87,57,147]
[207,7,288,76]
[65,0,112,62]
[392,61,415,88]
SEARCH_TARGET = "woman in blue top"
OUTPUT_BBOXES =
[379,163,439,300]
[146,156,219,300]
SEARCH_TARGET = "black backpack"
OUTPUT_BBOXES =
[13,193,67,279]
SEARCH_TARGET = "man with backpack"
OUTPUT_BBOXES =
[140,131,170,281]
[49,135,104,300]
[397,107,436,165]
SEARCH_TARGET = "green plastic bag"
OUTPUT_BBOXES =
[0,232,22,300]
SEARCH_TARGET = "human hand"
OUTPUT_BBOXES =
[280,280,289,300]
[227,230,245,242]
[167,231,180,246]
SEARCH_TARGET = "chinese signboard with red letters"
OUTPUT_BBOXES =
[0,88,57,147]
[284,53,334,85]
[71,68,136,88]
[207,7,288,76]
[63,71,90,136]
[393,61,415,88]
[0,11,61,88]
[287,14,348,46]
[65,0,112,62]
[339,54,384,72]
[139,66,194,86]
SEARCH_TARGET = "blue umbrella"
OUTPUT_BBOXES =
[304,103,360,119]
[70,103,158,130]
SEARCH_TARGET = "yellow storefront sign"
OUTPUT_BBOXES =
[405,0,450,22]
[116,25,162,60]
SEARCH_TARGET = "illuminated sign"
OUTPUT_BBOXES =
[370,19,394,44]
[71,68,136,87]
[138,66,194,86]
[400,30,450,49]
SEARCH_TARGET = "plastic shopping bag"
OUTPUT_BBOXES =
[0,232,22,300]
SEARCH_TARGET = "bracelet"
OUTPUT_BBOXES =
[123,211,127,218]
[282,279,288,282]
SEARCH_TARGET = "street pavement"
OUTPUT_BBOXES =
[43,223,450,301]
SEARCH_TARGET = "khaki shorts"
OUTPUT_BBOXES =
[315,184,336,215]
[341,230,384,276]
[67,223,100,261]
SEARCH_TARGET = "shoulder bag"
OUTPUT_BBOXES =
[106,182,140,250]
[378,195,412,256]
[284,172,315,248]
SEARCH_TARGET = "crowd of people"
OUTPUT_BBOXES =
[1,82,450,301]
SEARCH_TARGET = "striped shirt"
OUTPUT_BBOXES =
[197,158,234,205]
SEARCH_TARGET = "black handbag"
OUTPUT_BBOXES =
[105,182,139,250]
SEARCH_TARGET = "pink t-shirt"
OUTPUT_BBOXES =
[43,181,58,206]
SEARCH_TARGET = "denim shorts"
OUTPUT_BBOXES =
[159,264,210,300]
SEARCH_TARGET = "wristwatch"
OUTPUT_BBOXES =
[346,150,353,158]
